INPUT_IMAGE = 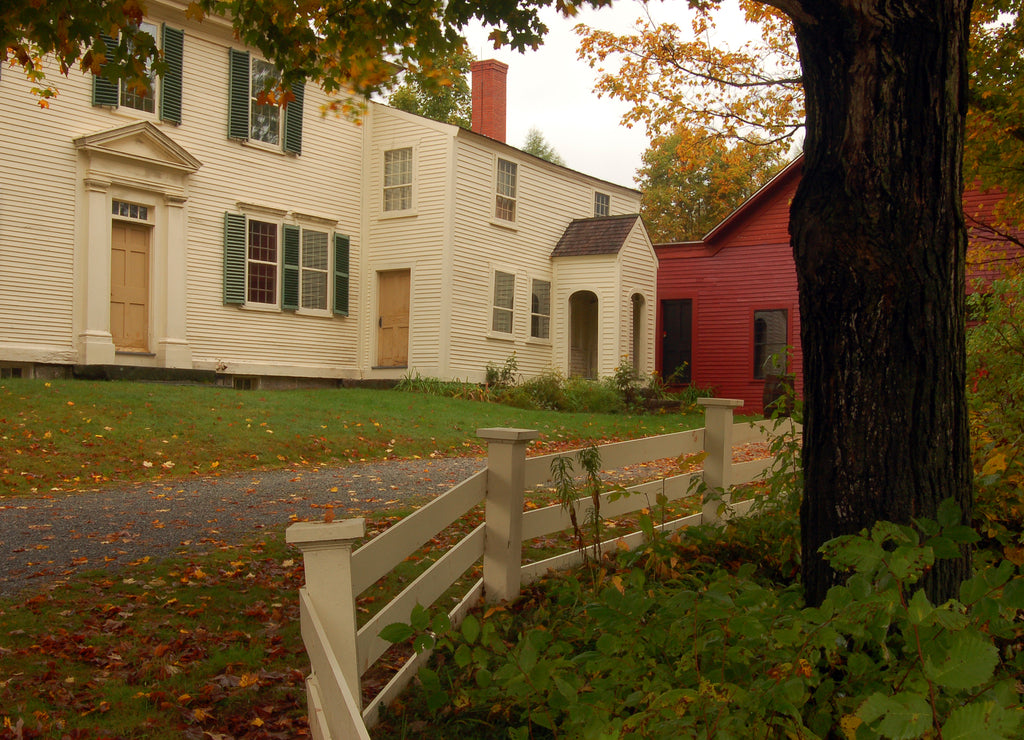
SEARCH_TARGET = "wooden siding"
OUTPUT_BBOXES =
[656,158,1023,412]
[446,135,644,382]
[656,163,802,412]
[0,57,82,360]
[617,224,659,375]
[364,106,456,377]
[0,1,364,377]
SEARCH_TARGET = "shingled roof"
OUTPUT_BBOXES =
[550,214,641,258]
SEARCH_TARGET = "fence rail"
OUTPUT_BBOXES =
[286,398,797,739]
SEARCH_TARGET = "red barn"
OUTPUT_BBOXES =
[655,157,1021,413]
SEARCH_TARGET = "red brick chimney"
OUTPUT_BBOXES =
[471,59,508,143]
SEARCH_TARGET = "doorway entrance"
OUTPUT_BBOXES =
[110,221,151,352]
[376,269,410,367]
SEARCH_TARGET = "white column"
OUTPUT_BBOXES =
[156,193,192,367]
[77,178,116,365]
[478,427,538,603]
[698,397,743,523]
[287,518,366,709]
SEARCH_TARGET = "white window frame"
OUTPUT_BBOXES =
[120,20,160,114]
[249,57,283,146]
[246,218,280,308]
[299,227,330,312]
[530,278,551,340]
[491,270,516,336]
[383,147,414,213]
[494,158,518,223]
[594,191,610,218]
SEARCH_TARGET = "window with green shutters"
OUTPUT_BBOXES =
[223,213,348,315]
[91,24,183,125]
[227,49,304,154]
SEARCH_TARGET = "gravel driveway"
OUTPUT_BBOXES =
[0,457,484,599]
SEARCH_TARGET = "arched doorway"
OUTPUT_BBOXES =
[569,291,598,379]
[630,293,645,370]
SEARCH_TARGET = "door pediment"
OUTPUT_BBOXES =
[74,120,202,175]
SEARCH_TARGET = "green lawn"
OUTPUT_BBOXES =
[0,378,703,498]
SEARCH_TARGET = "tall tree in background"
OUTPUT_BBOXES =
[582,0,974,605]
[639,126,787,242]
[522,127,567,166]
[387,48,474,128]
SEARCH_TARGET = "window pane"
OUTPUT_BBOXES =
[594,192,610,217]
[497,160,517,197]
[301,230,329,310]
[495,159,517,221]
[531,279,550,339]
[250,59,281,144]
[247,220,277,304]
[492,271,514,333]
[120,21,158,112]
[753,309,788,378]
[383,148,413,212]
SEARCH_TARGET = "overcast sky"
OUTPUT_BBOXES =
[462,0,756,190]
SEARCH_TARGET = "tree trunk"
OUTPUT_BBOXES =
[784,2,974,606]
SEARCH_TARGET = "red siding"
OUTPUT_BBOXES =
[656,159,1022,414]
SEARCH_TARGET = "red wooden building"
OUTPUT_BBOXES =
[655,158,1021,413]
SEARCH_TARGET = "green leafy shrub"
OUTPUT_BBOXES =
[563,375,623,413]
[381,505,1024,740]
[967,275,1024,557]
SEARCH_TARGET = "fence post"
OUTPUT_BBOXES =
[477,427,539,604]
[698,398,744,524]
[286,518,366,709]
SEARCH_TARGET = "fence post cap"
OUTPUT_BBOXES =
[286,518,366,547]
[476,427,540,442]
[697,398,744,409]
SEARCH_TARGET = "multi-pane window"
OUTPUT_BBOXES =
[92,23,183,124]
[495,159,517,221]
[531,279,551,339]
[247,220,278,305]
[301,230,329,310]
[250,58,281,145]
[228,49,303,153]
[594,192,610,217]
[753,309,788,378]
[112,200,149,221]
[492,271,515,333]
[384,148,413,212]
[224,213,349,314]
[120,21,159,113]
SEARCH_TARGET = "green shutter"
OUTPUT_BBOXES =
[333,234,350,316]
[159,25,184,124]
[92,33,120,107]
[224,213,247,305]
[283,80,304,154]
[227,49,250,140]
[282,224,300,310]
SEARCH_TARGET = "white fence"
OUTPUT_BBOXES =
[286,398,796,739]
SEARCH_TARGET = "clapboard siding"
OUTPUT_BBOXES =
[656,161,802,411]
[1,3,656,382]
[656,157,1024,412]
[444,136,646,381]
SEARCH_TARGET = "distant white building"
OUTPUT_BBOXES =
[0,0,657,386]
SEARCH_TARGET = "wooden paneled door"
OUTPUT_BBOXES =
[376,269,410,367]
[110,221,151,352]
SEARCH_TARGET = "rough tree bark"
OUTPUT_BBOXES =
[766,1,974,606]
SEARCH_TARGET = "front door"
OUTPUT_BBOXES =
[377,269,410,367]
[661,299,693,384]
[110,221,150,352]
[569,291,598,379]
